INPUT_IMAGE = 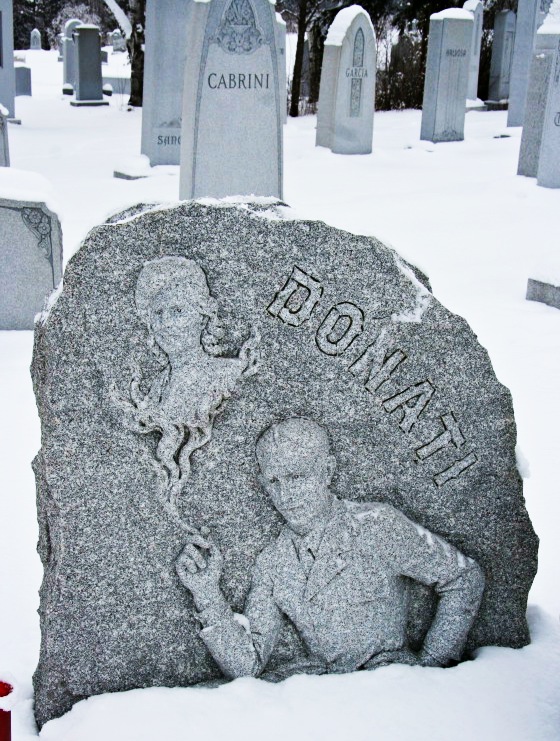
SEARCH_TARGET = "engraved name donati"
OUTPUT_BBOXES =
[267,266,478,487]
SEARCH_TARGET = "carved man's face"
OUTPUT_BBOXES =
[150,284,207,356]
[258,444,336,536]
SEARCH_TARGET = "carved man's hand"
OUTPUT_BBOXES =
[176,530,223,609]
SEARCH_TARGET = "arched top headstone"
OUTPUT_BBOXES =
[30,28,42,50]
[64,18,83,38]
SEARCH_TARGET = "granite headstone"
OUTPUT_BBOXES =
[15,65,32,96]
[30,28,41,50]
[111,29,127,52]
[275,12,287,123]
[507,0,551,126]
[141,0,191,167]
[488,10,516,101]
[526,277,560,307]
[0,107,9,165]
[420,9,473,143]
[0,0,16,118]
[62,18,82,90]
[463,0,483,101]
[32,200,537,727]
[536,34,560,186]
[70,25,109,107]
[0,196,62,329]
[179,0,283,198]
[316,5,376,155]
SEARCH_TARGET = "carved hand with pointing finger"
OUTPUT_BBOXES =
[176,528,224,611]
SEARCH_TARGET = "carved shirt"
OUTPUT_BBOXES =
[199,499,485,678]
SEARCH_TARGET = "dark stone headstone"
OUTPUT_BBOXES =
[70,24,109,106]
[15,66,32,96]
[0,0,16,118]
[32,201,537,728]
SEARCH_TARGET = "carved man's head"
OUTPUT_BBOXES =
[135,257,218,356]
[256,418,336,535]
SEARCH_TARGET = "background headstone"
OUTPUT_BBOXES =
[0,0,16,118]
[507,0,551,127]
[15,65,32,96]
[536,33,560,186]
[0,106,9,165]
[101,49,108,64]
[488,10,516,101]
[463,0,483,101]
[0,196,62,329]
[275,13,287,123]
[316,5,377,155]
[62,18,82,91]
[111,29,126,53]
[32,200,537,728]
[30,28,41,50]
[179,0,283,198]
[420,9,473,143]
[70,25,109,107]
[57,32,64,61]
[517,27,559,176]
[141,0,191,167]
[526,277,560,307]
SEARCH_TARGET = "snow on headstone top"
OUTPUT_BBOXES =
[325,5,374,46]
[538,0,560,33]
[431,8,473,21]
[0,168,57,209]
[462,0,481,11]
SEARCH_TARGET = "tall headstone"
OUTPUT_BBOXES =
[0,106,9,165]
[463,0,483,100]
[420,9,473,143]
[488,10,516,101]
[0,193,62,329]
[62,18,82,90]
[57,32,64,61]
[275,13,287,123]
[0,0,16,119]
[141,0,191,167]
[30,28,41,50]
[15,65,32,96]
[70,25,109,107]
[32,200,537,728]
[111,29,126,52]
[507,0,551,127]
[179,0,283,199]
[537,33,560,186]
[517,27,559,176]
[316,5,376,155]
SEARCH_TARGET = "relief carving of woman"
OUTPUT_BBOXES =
[116,256,259,506]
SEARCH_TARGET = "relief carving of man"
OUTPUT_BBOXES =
[117,256,259,505]
[176,417,485,679]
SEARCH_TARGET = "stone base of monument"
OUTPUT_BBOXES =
[70,99,110,107]
[113,154,177,180]
[7,119,21,126]
[485,100,509,111]
[62,84,73,96]
[526,278,560,309]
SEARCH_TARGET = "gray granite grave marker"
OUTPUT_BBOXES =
[62,18,82,90]
[15,65,31,96]
[179,0,283,198]
[141,0,191,167]
[0,197,62,329]
[420,9,473,143]
[507,0,551,126]
[488,11,516,101]
[537,33,560,186]
[316,6,377,155]
[111,29,126,52]
[0,0,16,118]
[30,28,41,50]
[463,0,483,100]
[275,13,287,123]
[32,200,537,728]
[70,24,109,107]
[0,106,9,165]
[527,277,560,307]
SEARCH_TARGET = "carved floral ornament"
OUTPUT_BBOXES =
[214,0,265,55]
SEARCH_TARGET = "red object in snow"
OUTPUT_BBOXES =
[0,681,12,741]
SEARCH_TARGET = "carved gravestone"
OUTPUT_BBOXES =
[33,200,537,727]
[507,0,551,127]
[0,0,16,118]
[420,9,473,143]
[62,18,82,91]
[0,197,62,329]
[463,0,483,101]
[316,6,376,154]
[536,33,560,187]
[70,25,109,107]
[179,0,283,198]
[141,0,190,167]
[30,28,41,50]
[488,10,516,102]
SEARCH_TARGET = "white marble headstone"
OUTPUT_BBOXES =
[63,18,82,89]
[179,0,283,199]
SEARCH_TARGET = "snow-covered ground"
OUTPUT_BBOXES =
[1,49,559,740]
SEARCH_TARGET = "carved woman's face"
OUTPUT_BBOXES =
[149,283,208,356]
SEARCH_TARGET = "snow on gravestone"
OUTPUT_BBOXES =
[507,0,551,127]
[179,0,283,199]
[463,0,483,102]
[488,10,516,102]
[62,18,82,91]
[0,0,15,119]
[316,6,376,155]
[32,201,537,727]
[141,0,191,167]
[0,174,62,330]
[420,9,473,143]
